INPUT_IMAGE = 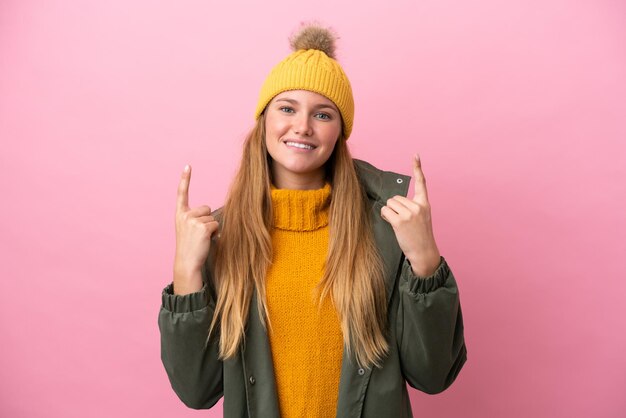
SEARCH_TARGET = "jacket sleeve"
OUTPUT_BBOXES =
[158,272,224,409]
[395,255,467,394]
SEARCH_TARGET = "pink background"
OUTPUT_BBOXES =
[1,0,625,417]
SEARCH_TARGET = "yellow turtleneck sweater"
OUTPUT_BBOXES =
[266,182,343,418]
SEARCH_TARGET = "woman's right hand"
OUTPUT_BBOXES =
[173,164,220,295]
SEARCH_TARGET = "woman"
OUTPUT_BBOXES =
[159,23,467,418]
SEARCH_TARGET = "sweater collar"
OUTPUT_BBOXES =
[270,182,331,231]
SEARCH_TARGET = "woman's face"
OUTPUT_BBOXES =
[264,89,342,189]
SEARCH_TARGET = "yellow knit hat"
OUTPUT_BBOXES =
[254,24,355,140]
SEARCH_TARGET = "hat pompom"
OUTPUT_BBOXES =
[288,21,338,59]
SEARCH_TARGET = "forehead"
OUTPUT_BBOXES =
[272,90,338,109]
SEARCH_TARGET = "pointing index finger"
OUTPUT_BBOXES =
[177,164,191,212]
[413,153,429,203]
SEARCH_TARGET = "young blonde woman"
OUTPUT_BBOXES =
[158,23,467,418]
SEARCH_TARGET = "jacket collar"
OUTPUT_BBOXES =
[353,159,412,204]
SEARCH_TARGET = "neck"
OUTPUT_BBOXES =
[271,167,326,190]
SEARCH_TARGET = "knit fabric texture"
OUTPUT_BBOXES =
[266,182,343,418]
[254,48,355,140]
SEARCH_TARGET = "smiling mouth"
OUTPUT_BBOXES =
[284,141,317,150]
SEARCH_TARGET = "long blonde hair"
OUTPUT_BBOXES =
[209,112,389,369]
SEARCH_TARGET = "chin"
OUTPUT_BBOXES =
[275,159,326,175]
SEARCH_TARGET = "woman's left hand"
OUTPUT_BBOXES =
[381,153,441,277]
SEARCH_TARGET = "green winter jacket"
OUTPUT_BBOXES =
[158,158,467,418]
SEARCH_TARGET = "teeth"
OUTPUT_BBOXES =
[285,141,314,150]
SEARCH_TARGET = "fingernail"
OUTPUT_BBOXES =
[184,164,189,172]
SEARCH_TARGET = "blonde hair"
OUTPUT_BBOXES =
[209,112,389,369]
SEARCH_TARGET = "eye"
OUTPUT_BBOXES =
[316,113,331,120]
[279,106,294,113]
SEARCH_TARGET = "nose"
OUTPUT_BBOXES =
[293,114,312,136]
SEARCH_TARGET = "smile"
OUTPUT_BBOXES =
[284,141,316,150]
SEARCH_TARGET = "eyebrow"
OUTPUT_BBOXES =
[274,98,338,112]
